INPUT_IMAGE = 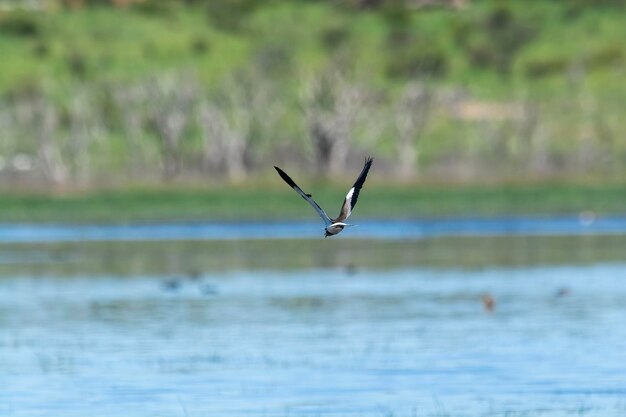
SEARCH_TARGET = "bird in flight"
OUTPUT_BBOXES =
[274,157,373,238]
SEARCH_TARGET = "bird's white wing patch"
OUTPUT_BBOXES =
[345,188,354,201]
[335,157,373,222]
[341,188,355,220]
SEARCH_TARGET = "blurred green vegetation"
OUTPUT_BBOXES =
[0,182,625,222]
[0,0,623,94]
[1,0,626,202]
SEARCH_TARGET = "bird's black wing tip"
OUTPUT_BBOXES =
[274,165,299,188]
[274,165,287,176]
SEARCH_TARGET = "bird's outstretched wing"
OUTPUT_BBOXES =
[274,166,332,226]
[335,156,373,222]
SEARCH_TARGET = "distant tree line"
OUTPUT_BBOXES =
[0,68,623,188]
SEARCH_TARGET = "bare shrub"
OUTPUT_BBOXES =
[392,82,434,178]
[301,70,369,176]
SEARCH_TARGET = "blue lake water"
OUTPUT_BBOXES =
[2,266,626,416]
[0,214,625,242]
[1,219,626,416]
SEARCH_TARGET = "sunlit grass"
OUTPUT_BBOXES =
[1,2,625,93]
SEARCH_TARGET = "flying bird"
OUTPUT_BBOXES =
[274,157,373,238]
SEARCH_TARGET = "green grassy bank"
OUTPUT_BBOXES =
[0,182,624,223]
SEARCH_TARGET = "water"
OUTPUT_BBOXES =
[1,222,626,416]
[0,214,624,242]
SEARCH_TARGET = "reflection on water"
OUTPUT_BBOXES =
[3,234,626,276]
[1,236,626,416]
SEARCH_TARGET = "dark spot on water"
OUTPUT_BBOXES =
[162,277,182,292]
[555,287,571,298]
[344,263,358,275]
[198,282,218,296]
[482,293,495,312]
